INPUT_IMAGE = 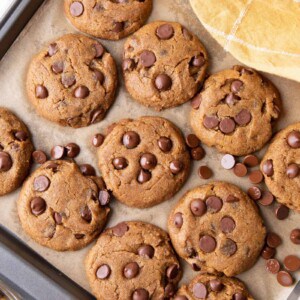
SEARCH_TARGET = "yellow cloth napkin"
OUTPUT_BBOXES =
[189,0,300,82]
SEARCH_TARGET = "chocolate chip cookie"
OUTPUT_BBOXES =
[261,122,300,212]
[26,34,117,128]
[64,0,152,40]
[17,160,110,251]
[123,21,208,110]
[190,65,281,156]
[0,108,33,196]
[97,116,190,208]
[174,273,253,300]
[168,181,266,276]
[85,221,182,299]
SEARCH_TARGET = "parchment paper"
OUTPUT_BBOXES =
[0,1,299,299]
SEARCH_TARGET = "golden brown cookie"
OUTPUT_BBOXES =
[190,66,281,156]
[85,221,182,299]
[17,160,110,251]
[123,21,208,110]
[168,181,266,276]
[261,122,300,212]
[26,34,117,128]
[97,116,191,208]
[64,0,153,40]
[0,108,33,196]
[174,273,253,300]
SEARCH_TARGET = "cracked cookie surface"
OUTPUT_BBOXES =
[17,160,110,251]
[64,0,152,40]
[85,221,182,300]
[261,122,300,212]
[26,34,117,128]
[168,181,266,276]
[123,21,208,110]
[0,108,33,196]
[174,273,253,300]
[97,116,191,208]
[190,66,281,156]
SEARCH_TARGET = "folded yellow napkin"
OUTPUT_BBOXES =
[189,0,300,82]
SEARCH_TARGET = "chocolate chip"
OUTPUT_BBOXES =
[132,288,149,300]
[287,131,300,148]
[46,162,58,172]
[33,175,50,192]
[32,150,47,164]
[76,233,86,239]
[53,212,62,225]
[170,160,183,175]
[206,196,223,213]
[198,165,212,179]
[225,194,239,203]
[209,279,224,292]
[224,93,240,106]
[140,50,156,67]
[262,159,273,176]
[286,163,299,178]
[30,197,46,216]
[174,212,183,228]
[243,155,259,167]
[277,271,294,287]
[191,146,205,160]
[247,186,262,200]
[290,228,300,244]
[62,75,76,88]
[92,134,105,147]
[220,238,237,256]
[220,216,236,233]
[137,169,151,183]
[122,58,135,71]
[96,264,111,279]
[266,259,280,274]
[158,137,172,152]
[91,108,104,124]
[113,157,128,170]
[113,21,124,33]
[99,190,111,206]
[65,143,80,158]
[124,262,139,279]
[185,134,200,148]
[137,245,154,259]
[259,191,274,206]
[52,61,64,74]
[80,206,92,223]
[233,163,247,177]
[261,246,276,260]
[14,131,28,141]
[70,1,84,17]
[48,43,58,56]
[192,283,207,299]
[199,235,216,253]
[93,70,105,84]
[283,255,300,272]
[156,24,174,40]
[112,222,128,237]
[155,74,172,91]
[191,55,205,67]
[221,154,236,169]
[36,85,48,99]
[0,152,12,171]
[203,115,219,129]
[94,43,104,58]
[231,80,243,93]
[74,86,89,98]
[234,109,252,126]
[182,27,192,40]
[233,293,247,300]
[166,264,179,280]
[275,204,289,220]
[80,164,96,176]
[219,118,236,134]
[165,284,175,297]
[190,199,206,216]
[191,93,201,109]
[249,170,264,184]
[51,145,65,159]
[266,232,282,248]
[140,153,157,170]
[123,131,140,149]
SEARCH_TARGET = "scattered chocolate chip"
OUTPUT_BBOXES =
[94,43,105,58]
[199,235,216,253]
[140,153,157,170]
[261,246,276,260]
[233,163,247,177]
[65,143,80,158]
[137,245,154,259]
[266,258,280,274]
[203,115,219,129]
[36,85,48,99]
[262,159,274,176]
[206,196,223,213]
[113,157,128,170]
[198,165,213,179]
[30,197,46,216]
[186,134,200,148]
[243,155,259,167]
[32,150,47,164]
[209,279,224,292]
[92,134,105,147]
[287,131,300,148]
[113,21,125,33]
[155,74,172,91]
[191,55,205,67]
[122,58,135,71]
[190,199,206,216]
[266,232,282,248]
[80,164,96,176]
[137,169,151,183]
[225,194,239,203]
[290,228,300,244]
[249,170,264,184]
[96,264,111,279]
[170,160,183,175]
[192,283,207,299]
[221,154,236,170]
[0,152,12,171]
[80,206,92,222]
[53,212,62,225]
[259,191,274,206]
[220,238,237,256]
[33,175,50,192]
[286,163,299,178]
[156,24,174,40]
[14,131,28,141]
[191,93,201,109]
[123,131,140,149]
[70,1,84,17]
[158,137,172,152]
[219,118,236,134]
[62,75,76,88]
[234,109,252,126]
[231,80,243,93]
[140,50,156,67]
[74,86,89,98]
[132,289,149,300]
[247,186,262,200]
[112,222,128,237]
[52,61,64,74]
[93,70,105,84]
[277,271,294,287]
[51,145,65,159]
[174,212,183,228]
[275,204,289,220]
[283,255,300,272]
[191,146,205,160]
[166,264,179,280]
[99,190,111,206]
[220,216,236,233]
[124,262,139,279]
[48,43,58,56]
